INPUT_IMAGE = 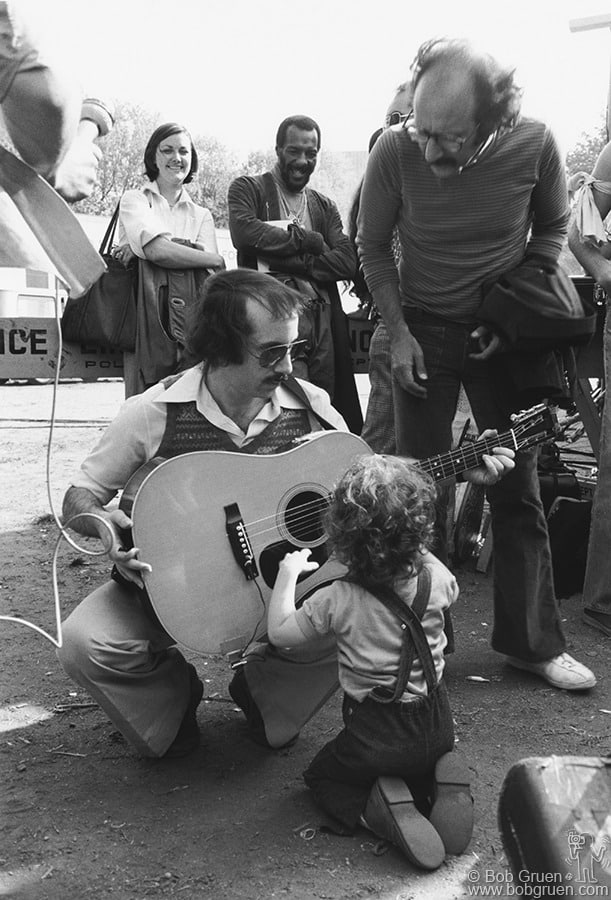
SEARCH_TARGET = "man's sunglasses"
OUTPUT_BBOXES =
[386,110,410,128]
[247,339,308,368]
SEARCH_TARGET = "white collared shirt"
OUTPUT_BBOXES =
[117,180,218,257]
[72,365,347,505]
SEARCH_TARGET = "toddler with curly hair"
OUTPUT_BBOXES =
[268,454,473,870]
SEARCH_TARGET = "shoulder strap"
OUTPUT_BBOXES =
[100,202,121,255]
[411,566,431,621]
[368,568,438,700]
[283,375,336,431]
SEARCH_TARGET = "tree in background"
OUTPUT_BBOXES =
[73,101,159,215]
[3,96,607,238]
[72,102,240,226]
[240,149,276,177]
[189,134,240,228]
[566,116,608,178]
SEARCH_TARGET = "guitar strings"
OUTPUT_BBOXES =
[233,419,537,542]
[233,416,551,556]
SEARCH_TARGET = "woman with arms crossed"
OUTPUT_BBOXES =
[117,122,225,396]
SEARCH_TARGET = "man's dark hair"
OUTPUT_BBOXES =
[186,269,304,368]
[143,122,199,184]
[408,38,523,139]
[275,115,321,150]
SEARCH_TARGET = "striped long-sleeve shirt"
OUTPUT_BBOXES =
[356,117,569,323]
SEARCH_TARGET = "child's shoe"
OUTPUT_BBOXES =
[363,776,445,870]
[428,751,474,855]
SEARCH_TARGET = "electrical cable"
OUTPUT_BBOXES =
[0,277,115,648]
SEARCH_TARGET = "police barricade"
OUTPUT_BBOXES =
[0,317,123,381]
[0,268,123,381]
[347,312,374,375]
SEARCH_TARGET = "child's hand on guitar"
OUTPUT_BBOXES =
[279,548,320,578]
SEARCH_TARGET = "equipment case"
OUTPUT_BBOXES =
[498,756,611,887]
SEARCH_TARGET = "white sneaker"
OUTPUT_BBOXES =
[506,653,596,691]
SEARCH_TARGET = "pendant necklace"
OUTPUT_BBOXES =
[277,186,307,226]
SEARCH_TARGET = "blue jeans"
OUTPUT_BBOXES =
[583,302,611,615]
[393,309,565,662]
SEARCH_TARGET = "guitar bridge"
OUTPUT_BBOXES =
[224,503,259,581]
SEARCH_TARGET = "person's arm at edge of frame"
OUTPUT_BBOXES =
[568,141,611,295]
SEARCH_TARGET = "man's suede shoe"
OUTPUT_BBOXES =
[363,776,445,870]
[506,652,596,691]
[163,663,204,759]
[428,751,474,855]
[583,609,611,637]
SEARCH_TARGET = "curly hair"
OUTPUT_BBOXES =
[407,37,523,139]
[324,455,437,591]
[186,268,303,368]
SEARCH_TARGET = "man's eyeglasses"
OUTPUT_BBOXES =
[404,114,479,154]
[247,339,308,368]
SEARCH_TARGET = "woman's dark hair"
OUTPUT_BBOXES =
[275,115,321,150]
[325,455,437,591]
[186,268,303,368]
[143,122,199,183]
[407,38,523,139]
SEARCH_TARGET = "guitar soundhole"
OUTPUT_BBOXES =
[281,489,328,546]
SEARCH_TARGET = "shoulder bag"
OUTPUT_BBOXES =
[61,204,137,352]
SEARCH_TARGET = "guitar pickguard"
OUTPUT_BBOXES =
[259,540,331,589]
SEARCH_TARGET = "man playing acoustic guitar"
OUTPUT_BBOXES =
[57,268,514,759]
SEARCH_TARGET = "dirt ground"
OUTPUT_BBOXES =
[1,380,610,900]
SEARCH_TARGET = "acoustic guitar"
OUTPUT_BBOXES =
[120,403,557,654]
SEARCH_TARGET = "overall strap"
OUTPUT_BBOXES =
[369,567,438,701]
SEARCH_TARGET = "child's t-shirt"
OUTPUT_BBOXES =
[294,551,458,702]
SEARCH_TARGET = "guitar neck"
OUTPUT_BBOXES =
[419,427,517,483]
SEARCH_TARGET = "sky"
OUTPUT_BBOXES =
[17,0,611,161]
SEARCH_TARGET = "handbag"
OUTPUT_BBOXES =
[61,204,137,352]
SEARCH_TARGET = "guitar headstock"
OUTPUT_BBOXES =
[509,403,559,451]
